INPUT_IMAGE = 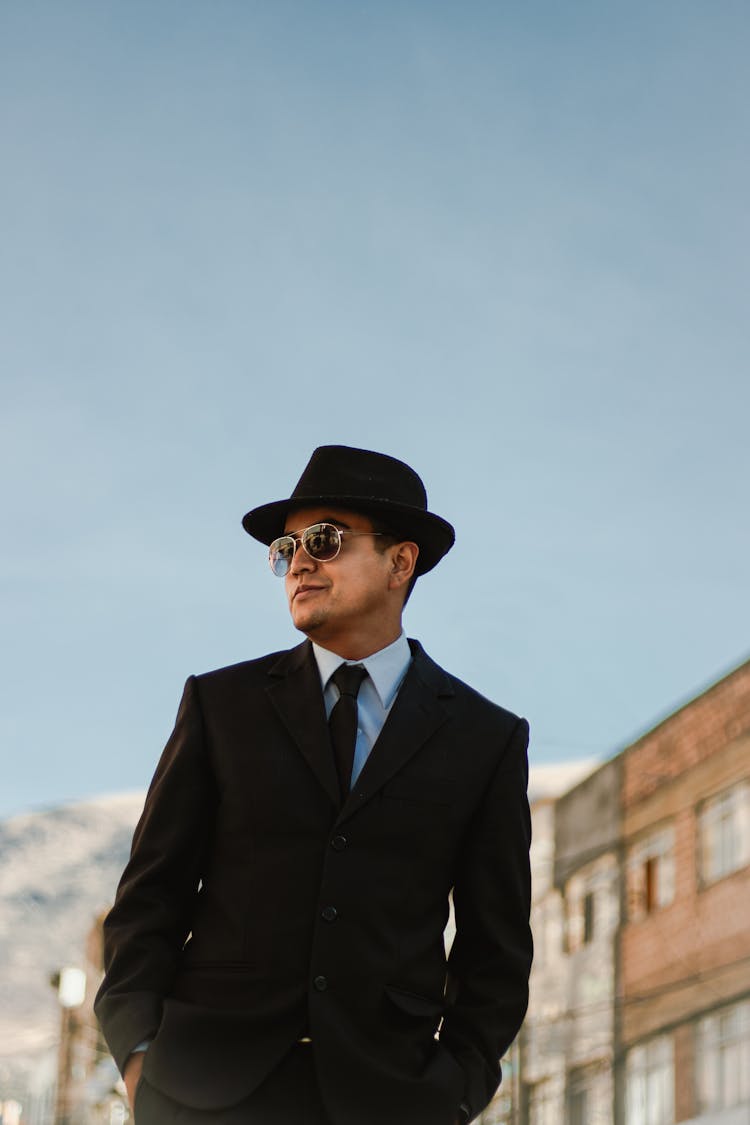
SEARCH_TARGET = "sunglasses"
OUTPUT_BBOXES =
[269,522,384,577]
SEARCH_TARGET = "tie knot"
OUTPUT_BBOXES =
[331,664,368,699]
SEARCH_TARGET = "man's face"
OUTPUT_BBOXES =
[282,506,399,657]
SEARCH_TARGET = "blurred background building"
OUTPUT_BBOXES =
[511,656,750,1125]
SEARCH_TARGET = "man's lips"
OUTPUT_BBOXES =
[292,584,326,601]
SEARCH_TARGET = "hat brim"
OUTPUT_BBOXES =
[242,495,454,576]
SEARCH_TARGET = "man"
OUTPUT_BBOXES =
[95,445,532,1125]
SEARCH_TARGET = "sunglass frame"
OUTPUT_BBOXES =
[268,522,383,577]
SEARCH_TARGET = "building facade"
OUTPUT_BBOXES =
[619,660,750,1125]
[516,656,750,1125]
[521,760,622,1125]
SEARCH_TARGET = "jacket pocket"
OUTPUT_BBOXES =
[142,998,285,1110]
[384,985,445,1019]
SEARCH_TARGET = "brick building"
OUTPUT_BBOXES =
[619,658,750,1125]
[518,657,750,1125]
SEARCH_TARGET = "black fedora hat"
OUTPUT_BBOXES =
[242,445,455,576]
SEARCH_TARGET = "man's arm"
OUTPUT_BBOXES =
[440,716,533,1118]
[94,676,218,1075]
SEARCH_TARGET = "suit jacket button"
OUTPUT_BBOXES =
[331,835,348,851]
[313,975,328,992]
[321,905,338,923]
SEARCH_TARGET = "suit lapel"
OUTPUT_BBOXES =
[265,641,340,808]
[338,641,455,824]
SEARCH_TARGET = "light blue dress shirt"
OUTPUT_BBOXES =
[312,632,412,788]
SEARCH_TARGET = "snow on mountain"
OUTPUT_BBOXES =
[0,760,596,1090]
[0,792,144,1089]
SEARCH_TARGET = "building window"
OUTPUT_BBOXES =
[698,781,750,885]
[568,1066,597,1125]
[527,1078,556,1125]
[565,878,597,952]
[697,999,750,1111]
[625,1035,673,1125]
[627,827,675,920]
[569,1082,588,1125]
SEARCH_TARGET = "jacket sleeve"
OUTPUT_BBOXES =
[94,676,218,1074]
[440,716,533,1116]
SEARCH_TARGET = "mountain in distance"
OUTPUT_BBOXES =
[0,759,595,1094]
[0,792,144,1095]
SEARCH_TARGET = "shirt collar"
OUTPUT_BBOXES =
[312,632,411,710]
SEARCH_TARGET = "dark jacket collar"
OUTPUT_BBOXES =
[265,639,454,821]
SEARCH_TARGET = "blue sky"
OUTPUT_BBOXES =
[2,1,748,817]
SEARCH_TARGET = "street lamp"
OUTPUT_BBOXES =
[52,966,87,1125]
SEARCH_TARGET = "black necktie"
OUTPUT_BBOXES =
[329,664,367,804]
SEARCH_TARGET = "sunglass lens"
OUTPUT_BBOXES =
[301,523,341,561]
[269,537,295,577]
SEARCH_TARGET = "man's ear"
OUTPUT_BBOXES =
[388,541,419,593]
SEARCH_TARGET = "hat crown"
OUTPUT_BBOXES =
[291,445,428,511]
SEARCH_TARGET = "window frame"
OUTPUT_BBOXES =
[625,1034,674,1125]
[697,780,750,888]
[626,824,676,922]
[696,998,750,1111]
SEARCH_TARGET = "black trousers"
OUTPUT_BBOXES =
[134,1043,332,1125]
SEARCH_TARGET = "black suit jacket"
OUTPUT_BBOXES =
[95,640,532,1124]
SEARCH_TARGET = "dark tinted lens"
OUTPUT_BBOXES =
[301,523,341,561]
[269,536,295,576]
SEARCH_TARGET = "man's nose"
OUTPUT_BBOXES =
[290,540,315,575]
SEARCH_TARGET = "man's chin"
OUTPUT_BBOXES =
[291,608,325,635]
